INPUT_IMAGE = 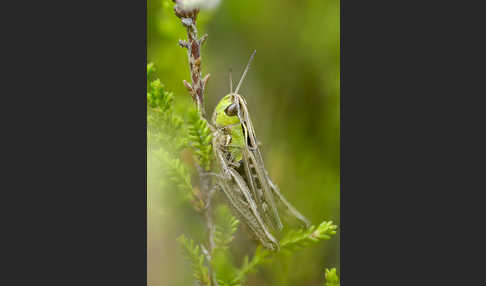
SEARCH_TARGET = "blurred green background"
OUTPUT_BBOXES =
[147,0,339,285]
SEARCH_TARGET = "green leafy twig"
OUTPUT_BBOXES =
[177,235,211,286]
[147,64,206,210]
[187,109,213,171]
[279,220,337,252]
[235,221,338,283]
[214,206,240,251]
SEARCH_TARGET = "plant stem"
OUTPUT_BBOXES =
[174,2,216,285]
[198,164,218,286]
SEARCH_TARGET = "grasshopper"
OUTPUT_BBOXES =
[210,51,310,251]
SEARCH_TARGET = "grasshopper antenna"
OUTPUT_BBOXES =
[235,50,256,94]
[229,66,233,94]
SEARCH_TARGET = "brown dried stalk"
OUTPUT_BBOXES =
[174,1,210,118]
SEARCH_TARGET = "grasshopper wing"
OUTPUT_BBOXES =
[235,94,283,231]
[213,136,279,250]
[243,141,310,229]
[235,94,310,229]
[219,169,279,251]
[242,146,284,231]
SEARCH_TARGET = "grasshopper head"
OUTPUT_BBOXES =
[213,50,256,128]
[212,93,245,162]
[212,93,240,128]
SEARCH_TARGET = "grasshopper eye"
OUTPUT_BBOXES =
[224,103,238,116]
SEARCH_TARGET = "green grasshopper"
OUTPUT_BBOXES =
[210,51,310,251]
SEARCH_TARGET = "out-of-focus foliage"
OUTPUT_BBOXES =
[147,63,185,152]
[148,0,340,285]
[324,268,340,286]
